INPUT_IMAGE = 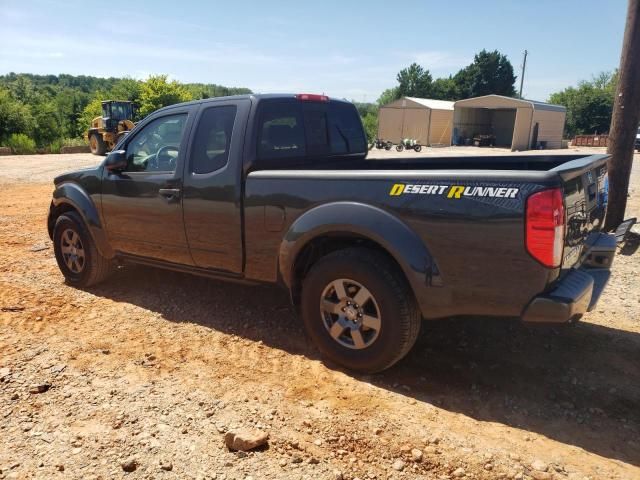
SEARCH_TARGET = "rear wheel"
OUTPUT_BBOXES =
[384,142,392,150]
[300,248,421,373]
[53,212,113,287]
[89,133,106,156]
[414,145,422,152]
[395,144,404,152]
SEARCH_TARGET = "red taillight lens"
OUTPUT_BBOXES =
[525,188,565,268]
[296,93,329,102]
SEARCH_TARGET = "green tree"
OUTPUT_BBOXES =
[110,78,143,103]
[32,100,64,146]
[431,77,460,100]
[0,88,35,142]
[396,63,433,98]
[138,75,193,117]
[548,71,617,137]
[361,112,378,143]
[454,49,516,98]
[377,87,400,106]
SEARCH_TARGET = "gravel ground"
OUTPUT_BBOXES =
[0,149,638,480]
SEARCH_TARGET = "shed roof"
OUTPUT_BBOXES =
[453,94,566,112]
[382,97,455,111]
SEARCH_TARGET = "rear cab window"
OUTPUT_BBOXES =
[256,98,366,165]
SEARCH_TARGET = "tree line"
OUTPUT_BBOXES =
[356,50,619,142]
[0,57,622,153]
[0,73,251,154]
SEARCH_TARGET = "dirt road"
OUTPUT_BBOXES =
[0,151,638,480]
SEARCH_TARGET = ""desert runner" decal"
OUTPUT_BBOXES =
[389,183,519,199]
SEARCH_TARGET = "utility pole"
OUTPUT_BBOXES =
[518,50,528,99]
[604,0,640,231]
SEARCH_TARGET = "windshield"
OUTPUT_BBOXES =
[111,103,133,121]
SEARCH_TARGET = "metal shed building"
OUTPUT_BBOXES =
[452,95,566,151]
[378,97,454,146]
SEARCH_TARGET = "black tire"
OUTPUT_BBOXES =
[89,133,107,156]
[53,212,114,287]
[414,145,422,152]
[300,248,421,373]
[384,143,392,151]
[395,144,404,152]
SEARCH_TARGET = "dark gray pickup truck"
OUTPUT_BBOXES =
[48,93,616,372]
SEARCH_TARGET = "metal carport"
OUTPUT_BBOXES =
[452,94,566,151]
[378,97,454,146]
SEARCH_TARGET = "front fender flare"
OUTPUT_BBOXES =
[279,202,436,316]
[51,183,114,258]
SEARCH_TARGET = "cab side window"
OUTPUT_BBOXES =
[191,106,237,174]
[257,102,305,160]
[125,114,187,173]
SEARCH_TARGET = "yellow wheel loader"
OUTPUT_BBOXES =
[86,100,136,155]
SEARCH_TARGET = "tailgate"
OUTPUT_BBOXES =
[552,154,610,268]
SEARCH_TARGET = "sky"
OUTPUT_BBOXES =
[0,0,628,103]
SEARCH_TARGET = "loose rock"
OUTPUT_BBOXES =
[452,467,466,478]
[121,458,137,472]
[411,448,423,462]
[224,428,269,451]
[392,459,405,471]
[29,383,50,394]
[531,459,548,472]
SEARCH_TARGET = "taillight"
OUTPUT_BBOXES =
[296,93,329,102]
[525,188,565,268]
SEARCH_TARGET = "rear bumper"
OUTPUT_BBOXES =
[521,233,616,323]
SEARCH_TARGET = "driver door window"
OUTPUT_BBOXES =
[125,114,187,172]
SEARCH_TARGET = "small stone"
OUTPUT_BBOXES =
[159,460,172,471]
[10,393,19,400]
[29,383,50,394]
[291,454,303,464]
[531,459,548,472]
[392,459,405,471]
[308,457,319,464]
[56,464,64,472]
[530,471,552,480]
[224,429,269,451]
[279,458,288,467]
[411,448,423,462]
[0,367,10,380]
[333,470,343,480]
[452,467,466,478]
[485,463,493,470]
[314,439,322,446]
[121,458,137,472]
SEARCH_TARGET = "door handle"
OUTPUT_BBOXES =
[158,188,181,202]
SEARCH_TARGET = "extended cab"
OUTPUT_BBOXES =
[48,94,616,372]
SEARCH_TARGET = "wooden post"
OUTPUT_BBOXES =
[604,0,640,231]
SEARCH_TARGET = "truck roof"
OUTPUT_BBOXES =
[154,93,353,114]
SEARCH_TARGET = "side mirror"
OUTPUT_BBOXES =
[104,150,127,172]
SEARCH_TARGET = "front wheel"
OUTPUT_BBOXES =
[300,248,421,373]
[395,144,404,152]
[414,145,422,152]
[89,134,106,156]
[53,212,114,287]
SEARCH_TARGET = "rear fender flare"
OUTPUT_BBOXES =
[279,201,436,316]
[51,183,114,258]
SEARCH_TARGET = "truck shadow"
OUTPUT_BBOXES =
[89,265,640,468]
